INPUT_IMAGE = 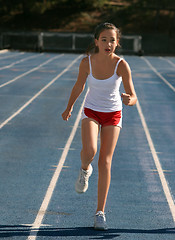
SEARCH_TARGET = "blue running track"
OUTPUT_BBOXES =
[0,50,175,239]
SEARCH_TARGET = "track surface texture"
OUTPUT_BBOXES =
[0,50,175,239]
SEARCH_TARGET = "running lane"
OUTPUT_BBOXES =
[0,52,84,239]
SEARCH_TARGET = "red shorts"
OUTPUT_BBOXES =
[82,107,122,128]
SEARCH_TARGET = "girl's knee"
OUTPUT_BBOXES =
[98,156,112,170]
[81,146,97,161]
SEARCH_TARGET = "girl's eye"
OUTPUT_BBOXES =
[102,39,106,42]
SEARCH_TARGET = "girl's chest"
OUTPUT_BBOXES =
[91,63,116,80]
[88,74,120,91]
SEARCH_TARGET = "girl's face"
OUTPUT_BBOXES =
[95,29,118,55]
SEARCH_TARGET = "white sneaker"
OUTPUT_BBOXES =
[94,211,108,230]
[75,164,93,193]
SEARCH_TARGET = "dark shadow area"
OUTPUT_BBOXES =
[0,225,175,238]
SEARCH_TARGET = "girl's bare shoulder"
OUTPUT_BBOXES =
[116,57,131,76]
[79,56,90,75]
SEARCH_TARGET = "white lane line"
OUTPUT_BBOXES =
[0,54,63,89]
[0,55,82,130]
[159,57,175,68]
[141,56,175,92]
[27,90,86,240]
[0,53,44,70]
[136,99,175,222]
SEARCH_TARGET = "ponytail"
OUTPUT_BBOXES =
[86,42,99,56]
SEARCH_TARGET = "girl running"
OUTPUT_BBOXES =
[62,22,137,230]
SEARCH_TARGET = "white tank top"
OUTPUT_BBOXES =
[84,56,123,112]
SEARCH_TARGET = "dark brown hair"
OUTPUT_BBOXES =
[86,22,121,55]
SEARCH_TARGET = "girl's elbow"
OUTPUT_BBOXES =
[74,84,85,94]
[78,85,85,94]
[81,84,85,92]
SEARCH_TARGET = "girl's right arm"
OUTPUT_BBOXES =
[62,57,89,121]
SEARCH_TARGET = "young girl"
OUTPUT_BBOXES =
[62,22,137,230]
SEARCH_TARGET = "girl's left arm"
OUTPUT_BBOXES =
[118,60,137,106]
[62,57,89,121]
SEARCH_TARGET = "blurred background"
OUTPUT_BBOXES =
[0,0,175,55]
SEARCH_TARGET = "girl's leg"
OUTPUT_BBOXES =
[96,126,120,213]
[81,118,100,170]
[75,118,99,194]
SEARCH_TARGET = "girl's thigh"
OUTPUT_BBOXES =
[81,118,100,152]
[100,126,120,158]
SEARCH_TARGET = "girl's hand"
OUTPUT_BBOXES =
[121,93,131,105]
[62,108,73,121]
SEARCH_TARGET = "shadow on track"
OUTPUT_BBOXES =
[0,225,175,239]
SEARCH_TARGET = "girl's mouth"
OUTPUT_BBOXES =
[105,48,111,52]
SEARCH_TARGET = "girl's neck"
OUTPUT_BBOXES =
[95,52,116,62]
